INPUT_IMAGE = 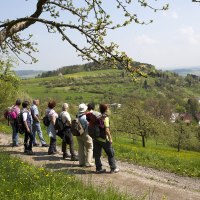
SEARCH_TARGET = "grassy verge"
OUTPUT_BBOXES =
[0,151,138,200]
[113,136,200,177]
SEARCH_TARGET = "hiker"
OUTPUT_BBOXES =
[10,99,21,147]
[86,102,101,125]
[59,103,78,161]
[93,104,119,173]
[46,100,58,155]
[76,103,94,167]
[22,100,35,155]
[31,99,48,147]
[86,102,101,158]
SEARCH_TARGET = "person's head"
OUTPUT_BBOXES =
[87,102,95,111]
[62,103,69,111]
[15,99,21,106]
[22,100,29,108]
[48,100,56,109]
[99,104,108,114]
[33,99,40,106]
[78,103,87,114]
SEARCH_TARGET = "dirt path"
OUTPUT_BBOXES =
[0,133,200,200]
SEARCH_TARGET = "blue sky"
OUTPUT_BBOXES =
[1,0,200,71]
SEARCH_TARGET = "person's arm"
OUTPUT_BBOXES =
[64,112,71,126]
[32,107,40,122]
[24,121,30,133]
[33,114,40,122]
[104,117,112,143]
[23,112,30,133]
[81,115,88,130]
[105,127,112,143]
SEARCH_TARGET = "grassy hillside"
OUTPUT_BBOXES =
[21,68,200,110]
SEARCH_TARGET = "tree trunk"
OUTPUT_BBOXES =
[177,140,181,152]
[0,0,47,45]
[142,135,145,147]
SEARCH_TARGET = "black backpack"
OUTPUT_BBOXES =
[54,113,67,131]
[43,115,50,126]
[16,112,26,134]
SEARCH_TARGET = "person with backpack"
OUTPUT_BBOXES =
[76,103,94,167]
[10,99,21,147]
[59,103,78,161]
[22,100,35,155]
[30,99,48,147]
[86,102,101,126]
[93,104,119,173]
[45,100,58,155]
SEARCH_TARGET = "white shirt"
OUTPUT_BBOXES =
[22,109,32,122]
[60,111,71,126]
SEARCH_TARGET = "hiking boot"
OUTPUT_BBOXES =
[71,155,79,161]
[42,144,49,147]
[33,143,39,147]
[63,153,71,160]
[27,150,35,155]
[48,151,57,155]
[110,168,120,173]
[96,169,106,174]
[24,149,29,154]
[85,163,95,167]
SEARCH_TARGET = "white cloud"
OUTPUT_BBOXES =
[162,11,178,19]
[180,27,200,45]
[172,12,178,19]
[134,34,157,45]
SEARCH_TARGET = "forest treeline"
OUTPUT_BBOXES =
[37,61,155,78]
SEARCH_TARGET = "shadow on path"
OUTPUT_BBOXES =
[45,162,96,175]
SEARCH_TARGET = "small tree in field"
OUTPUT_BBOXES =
[119,103,157,147]
[173,119,189,152]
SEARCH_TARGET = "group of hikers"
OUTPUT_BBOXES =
[6,99,119,174]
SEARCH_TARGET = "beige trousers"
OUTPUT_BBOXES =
[77,133,93,166]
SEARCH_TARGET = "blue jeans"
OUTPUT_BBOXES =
[32,122,46,145]
[11,122,18,145]
[93,140,117,171]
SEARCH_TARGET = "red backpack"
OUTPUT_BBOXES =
[87,112,107,139]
